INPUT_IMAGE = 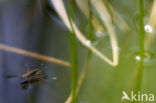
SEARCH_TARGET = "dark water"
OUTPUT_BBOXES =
[0,0,70,103]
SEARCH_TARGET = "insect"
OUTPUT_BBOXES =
[7,67,45,89]
[7,65,56,90]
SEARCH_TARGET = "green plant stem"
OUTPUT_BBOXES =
[136,0,144,91]
[139,0,144,57]
[67,0,78,103]
[88,0,94,42]
[69,32,78,103]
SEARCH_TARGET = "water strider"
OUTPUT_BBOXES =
[6,67,45,89]
[7,67,57,90]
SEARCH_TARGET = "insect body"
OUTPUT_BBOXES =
[7,68,44,89]
[22,68,41,78]
[6,66,54,90]
[7,68,42,78]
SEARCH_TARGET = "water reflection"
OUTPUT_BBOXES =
[144,25,152,33]
[133,51,154,63]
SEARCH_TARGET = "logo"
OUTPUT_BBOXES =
[121,91,155,102]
